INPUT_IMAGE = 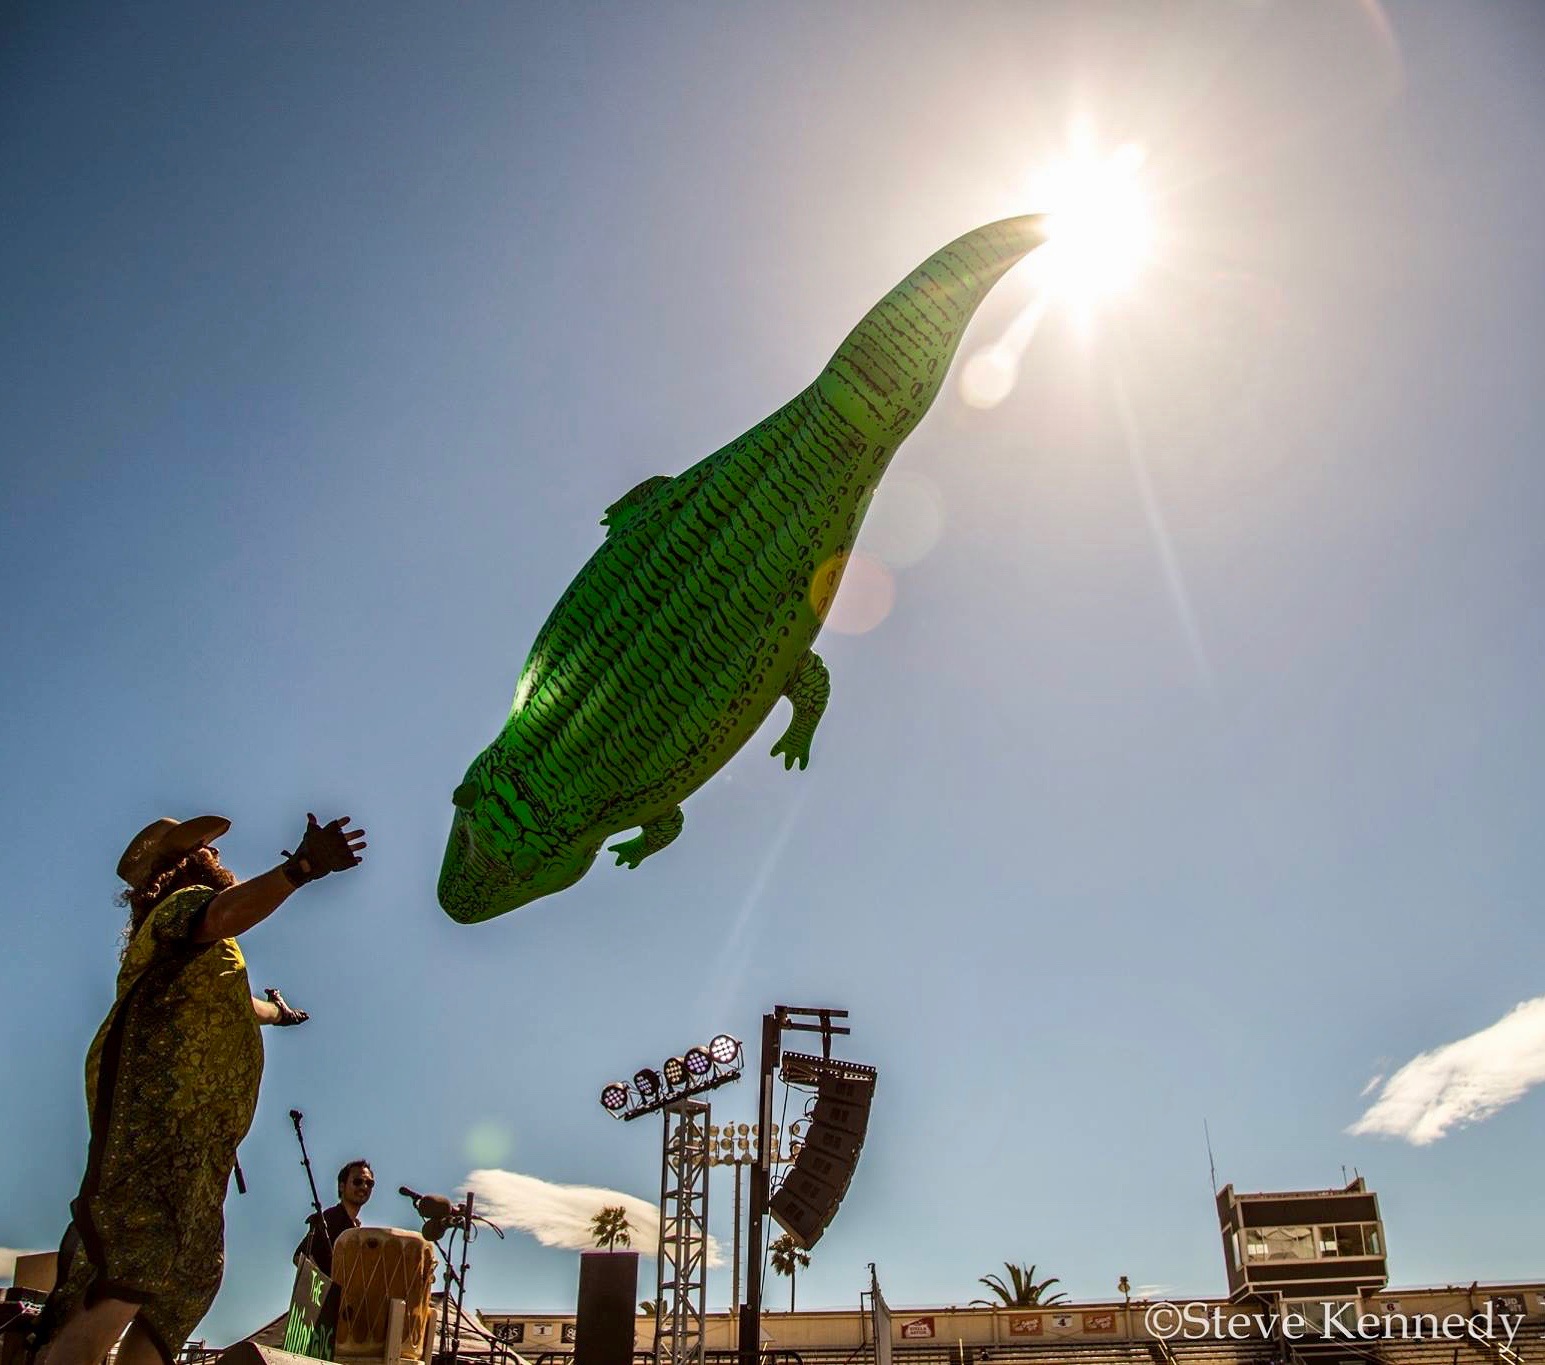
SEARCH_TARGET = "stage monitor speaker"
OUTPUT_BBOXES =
[212,1346,316,1365]
[769,1060,877,1250]
[575,1250,639,1365]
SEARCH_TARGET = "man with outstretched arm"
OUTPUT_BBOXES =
[33,811,366,1365]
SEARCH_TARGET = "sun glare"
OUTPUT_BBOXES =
[1034,140,1153,306]
[959,130,1158,408]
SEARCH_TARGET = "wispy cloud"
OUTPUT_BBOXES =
[465,1169,722,1266]
[1359,1072,1385,1098]
[1348,998,1545,1145]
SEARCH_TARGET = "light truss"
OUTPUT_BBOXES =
[655,1099,710,1365]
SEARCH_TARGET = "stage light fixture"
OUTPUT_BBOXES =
[599,1026,745,1122]
[708,1034,741,1065]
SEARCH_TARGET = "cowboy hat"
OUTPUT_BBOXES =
[117,815,231,889]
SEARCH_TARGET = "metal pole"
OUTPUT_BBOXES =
[452,1192,474,1360]
[731,1161,743,1314]
[739,1011,779,1365]
[288,1110,323,1217]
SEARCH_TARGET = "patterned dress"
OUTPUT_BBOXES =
[46,886,264,1364]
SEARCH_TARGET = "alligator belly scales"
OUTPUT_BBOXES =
[439,214,1049,922]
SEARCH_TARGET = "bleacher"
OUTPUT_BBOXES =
[653,1323,1545,1365]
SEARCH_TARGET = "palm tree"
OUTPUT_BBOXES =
[590,1205,632,1251]
[971,1263,1067,1308]
[769,1234,811,1311]
[640,1299,665,1318]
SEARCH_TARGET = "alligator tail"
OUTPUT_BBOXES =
[814,214,1049,446]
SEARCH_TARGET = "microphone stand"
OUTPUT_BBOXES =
[452,1193,474,1362]
[289,1110,330,1262]
[402,1185,499,1365]
[434,1193,476,1365]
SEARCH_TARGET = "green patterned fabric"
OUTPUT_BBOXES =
[48,887,262,1362]
[439,215,1049,922]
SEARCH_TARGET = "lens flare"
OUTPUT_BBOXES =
[860,471,946,568]
[465,1119,513,1165]
[813,552,896,636]
[960,345,1020,409]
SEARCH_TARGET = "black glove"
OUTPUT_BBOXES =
[265,987,309,1027]
[281,813,366,886]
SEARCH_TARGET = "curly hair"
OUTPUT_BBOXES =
[337,1159,373,1196]
[117,844,236,953]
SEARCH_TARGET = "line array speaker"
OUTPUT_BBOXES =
[769,1057,877,1250]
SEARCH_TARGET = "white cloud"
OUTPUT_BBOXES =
[1358,1072,1385,1098]
[465,1169,722,1266]
[1348,997,1545,1145]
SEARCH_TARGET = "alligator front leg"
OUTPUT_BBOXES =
[601,475,671,537]
[608,806,685,868]
[770,651,831,771]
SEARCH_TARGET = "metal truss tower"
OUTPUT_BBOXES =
[656,1099,711,1365]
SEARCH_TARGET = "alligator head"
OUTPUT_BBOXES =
[436,755,599,922]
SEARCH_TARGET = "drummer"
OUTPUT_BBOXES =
[295,1159,374,1278]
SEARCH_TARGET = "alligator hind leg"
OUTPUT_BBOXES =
[770,650,831,771]
[609,805,685,869]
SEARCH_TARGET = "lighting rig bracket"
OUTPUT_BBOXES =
[599,1034,745,1122]
[778,1051,877,1088]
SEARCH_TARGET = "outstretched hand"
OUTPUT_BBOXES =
[264,987,309,1027]
[282,813,367,885]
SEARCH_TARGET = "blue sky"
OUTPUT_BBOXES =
[3,0,1543,1343]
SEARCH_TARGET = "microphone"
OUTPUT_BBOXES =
[290,1110,304,1122]
[400,1187,455,1218]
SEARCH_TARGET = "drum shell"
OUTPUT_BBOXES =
[331,1227,437,1359]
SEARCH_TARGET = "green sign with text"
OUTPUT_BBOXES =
[282,1257,339,1361]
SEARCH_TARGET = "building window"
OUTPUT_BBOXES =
[1244,1226,1316,1262]
[1244,1223,1381,1263]
[1315,1224,1381,1257]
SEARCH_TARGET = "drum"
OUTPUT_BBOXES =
[331,1227,437,1360]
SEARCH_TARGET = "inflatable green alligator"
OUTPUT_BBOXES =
[439,214,1049,922]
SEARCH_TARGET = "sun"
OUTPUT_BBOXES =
[959,130,1159,407]
[1031,139,1154,307]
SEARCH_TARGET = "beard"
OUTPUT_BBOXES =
[124,845,238,947]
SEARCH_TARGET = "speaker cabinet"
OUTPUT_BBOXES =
[770,1060,876,1250]
[575,1251,639,1365]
